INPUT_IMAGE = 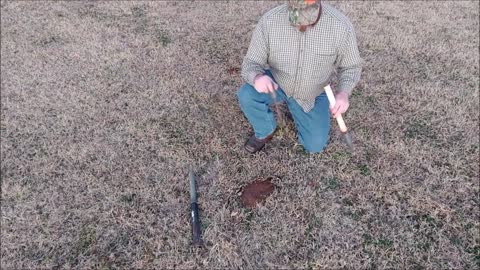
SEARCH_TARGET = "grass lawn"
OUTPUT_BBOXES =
[1,1,479,269]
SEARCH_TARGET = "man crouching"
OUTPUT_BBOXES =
[238,0,362,153]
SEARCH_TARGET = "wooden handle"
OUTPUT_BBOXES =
[335,115,348,133]
[324,85,348,133]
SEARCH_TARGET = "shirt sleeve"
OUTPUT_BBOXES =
[241,19,269,86]
[335,26,363,95]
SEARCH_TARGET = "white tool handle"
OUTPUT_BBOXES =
[324,85,348,133]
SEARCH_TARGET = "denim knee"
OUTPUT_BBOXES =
[302,136,328,153]
[237,83,256,105]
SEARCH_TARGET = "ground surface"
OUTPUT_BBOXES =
[1,1,479,269]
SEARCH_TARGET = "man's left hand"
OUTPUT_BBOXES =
[330,91,349,119]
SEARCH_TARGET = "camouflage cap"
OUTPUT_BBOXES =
[287,0,321,27]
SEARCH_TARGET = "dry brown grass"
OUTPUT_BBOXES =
[1,1,479,269]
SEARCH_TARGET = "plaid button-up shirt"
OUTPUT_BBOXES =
[241,3,363,112]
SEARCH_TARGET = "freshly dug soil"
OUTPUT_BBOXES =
[240,177,275,208]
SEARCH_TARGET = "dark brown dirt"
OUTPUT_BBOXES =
[240,177,276,208]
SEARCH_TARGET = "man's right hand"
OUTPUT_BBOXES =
[253,74,279,94]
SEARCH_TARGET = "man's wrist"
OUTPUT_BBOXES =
[336,90,351,97]
[253,73,265,83]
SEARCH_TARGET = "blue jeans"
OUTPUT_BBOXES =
[237,71,330,153]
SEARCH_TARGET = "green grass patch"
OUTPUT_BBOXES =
[358,164,370,176]
[34,36,62,46]
[131,6,146,17]
[342,198,354,206]
[347,209,366,221]
[365,96,377,106]
[351,91,362,98]
[404,119,437,141]
[362,234,393,250]
[156,30,172,47]
[304,216,323,238]
[200,219,210,232]
[331,151,350,160]
[466,245,480,267]
[77,226,96,254]
[377,238,393,249]
[322,177,339,190]
[119,193,136,203]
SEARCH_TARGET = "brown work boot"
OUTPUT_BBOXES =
[244,133,274,154]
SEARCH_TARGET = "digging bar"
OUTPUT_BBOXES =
[324,85,353,149]
[189,168,203,246]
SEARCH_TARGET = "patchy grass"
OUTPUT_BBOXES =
[77,226,96,255]
[362,234,393,250]
[404,118,437,141]
[1,1,479,269]
[323,176,339,190]
[155,30,172,47]
[357,164,370,176]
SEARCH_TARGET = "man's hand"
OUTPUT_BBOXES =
[253,74,278,94]
[330,91,349,118]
